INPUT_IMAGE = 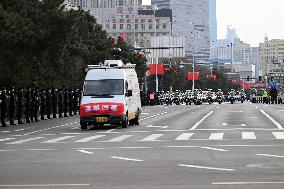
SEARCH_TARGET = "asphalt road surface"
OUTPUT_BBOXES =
[0,102,284,189]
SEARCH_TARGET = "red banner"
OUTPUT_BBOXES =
[188,72,199,81]
[149,64,164,75]
[80,102,124,117]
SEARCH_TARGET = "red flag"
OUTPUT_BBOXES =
[149,64,164,75]
[119,33,127,40]
[188,72,199,81]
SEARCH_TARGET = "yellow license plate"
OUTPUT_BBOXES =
[96,117,108,123]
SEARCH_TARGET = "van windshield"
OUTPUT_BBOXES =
[83,79,124,96]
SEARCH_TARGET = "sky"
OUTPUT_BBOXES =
[142,0,284,47]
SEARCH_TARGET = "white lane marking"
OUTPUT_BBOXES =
[61,133,85,135]
[77,150,93,154]
[212,182,284,185]
[141,112,150,115]
[189,111,214,130]
[175,133,194,141]
[200,147,228,152]
[242,132,256,139]
[42,136,75,143]
[217,144,284,147]
[278,110,284,112]
[14,129,25,132]
[229,111,243,113]
[260,110,283,130]
[256,154,284,158]
[7,137,44,144]
[111,156,144,162]
[105,129,116,133]
[128,131,153,133]
[209,133,224,140]
[0,138,15,142]
[246,117,257,119]
[0,184,90,187]
[116,147,152,149]
[22,124,67,136]
[178,164,234,172]
[217,107,220,109]
[25,149,57,151]
[107,135,133,142]
[146,125,168,129]
[74,148,106,150]
[39,134,57,136]
[222,123,227,126]
[273,132,284,139]
[140,134,164,141]
[75,135,106,143]
[1,131,11,133]
[0,149,14,152]
[158,130,187,132]
[240,124,246,127]
[11,135,23,137]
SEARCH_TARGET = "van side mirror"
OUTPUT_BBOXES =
[127,90,133,97]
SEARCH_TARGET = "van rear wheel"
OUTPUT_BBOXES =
[80,123,87,130]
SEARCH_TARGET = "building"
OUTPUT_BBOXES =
[259,36,284,87]
[209,0,217,48]
[152,0,210,63]
[226,25,237,44]
[251,47,260,80]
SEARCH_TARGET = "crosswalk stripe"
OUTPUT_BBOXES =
[140,134,164,141]
[175,133,194,141]
[42,136,75,143]
[242,132,256,139]
[209,133,224,140]
[107,135,133,142]
[0,138,15,142]
[272,132,284,139]
[75,135,106,143]
[7,137,44,144]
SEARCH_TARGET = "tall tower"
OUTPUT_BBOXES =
[209,0,217,47]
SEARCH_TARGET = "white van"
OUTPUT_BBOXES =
[80,60,141,130]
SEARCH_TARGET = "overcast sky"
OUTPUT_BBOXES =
[142,0,284,47]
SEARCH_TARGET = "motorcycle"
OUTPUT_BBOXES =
[216,96,223,104]
[229,95,235,104]
[240,95,246,103]
[207,96,213,104]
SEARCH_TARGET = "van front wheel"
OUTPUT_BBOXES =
[121,113,129,128]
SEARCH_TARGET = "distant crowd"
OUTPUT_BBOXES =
[0,87,81,127]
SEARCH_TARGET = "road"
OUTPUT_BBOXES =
[0,102,284,189]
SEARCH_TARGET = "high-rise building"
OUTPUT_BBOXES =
[226,25,238,44]
[259,37,284,87]
[152,0,210,63]
[209,0,217,48]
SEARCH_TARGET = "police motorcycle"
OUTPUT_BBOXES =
[216,89,223,104]
[172,90,181,105]
[193,89,203,105]
[206,89,214,104]
[240,89,246,103]
[163,91,172,106]
[158,91,165,105]
[184,90,192,105]
[229,89,236,104]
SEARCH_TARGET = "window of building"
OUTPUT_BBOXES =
[141,24,145,30]
[127,24,131,29]
[156,24,160,29]
[120,24,123,30]
[135,24,138,29]
[113,24,116,29]
[163,24,167,29]
[106,24,110,29]
[149,24,152,29]
[119,0,123,5]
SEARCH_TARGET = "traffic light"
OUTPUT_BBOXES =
[247,76,250,81]
[259,76,262,81]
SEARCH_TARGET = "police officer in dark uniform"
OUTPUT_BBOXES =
[24,87,32,123]
[57,89,63,118]
[73,89,79,115]
[46,88,52,119]
[52,88,58,118]
[9,87,17,125]
[40,89,46,120]
[68,89,73,116]
[31,88,40,122]
[63,89,69,117]
[16,88,24,124]
[1,88,8,127]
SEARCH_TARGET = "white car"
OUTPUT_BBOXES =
[278,92,284,104]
